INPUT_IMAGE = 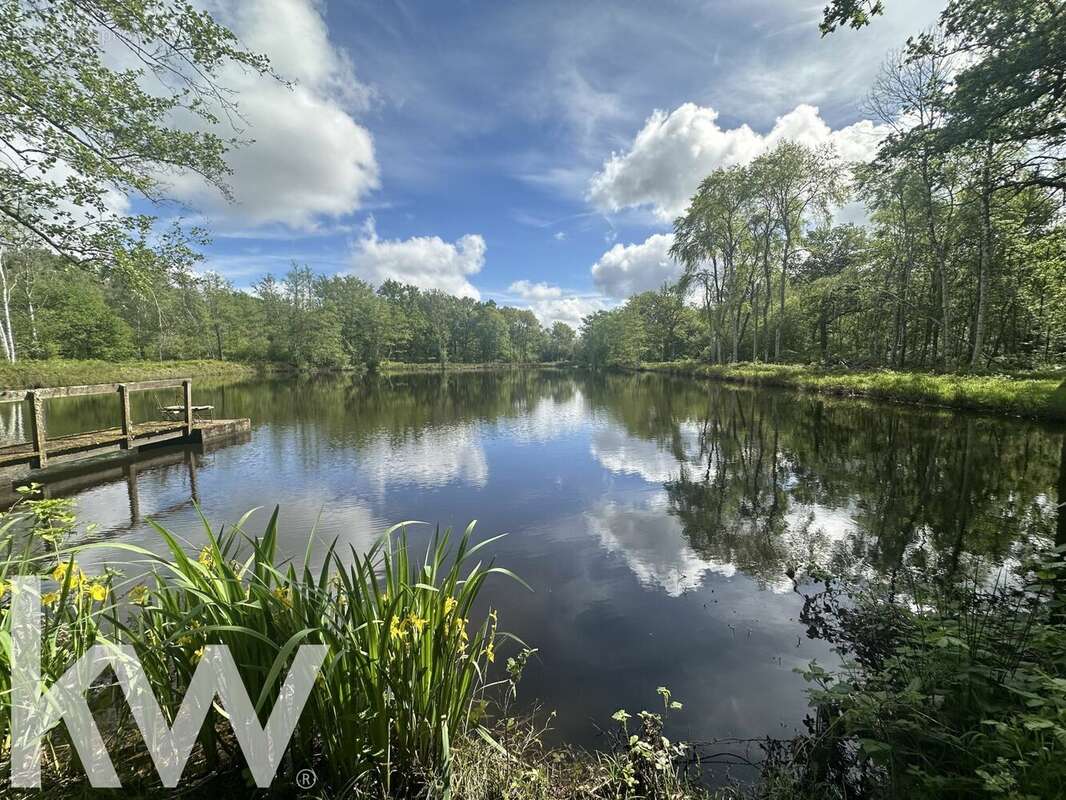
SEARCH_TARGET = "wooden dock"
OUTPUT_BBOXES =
[0,379,250,483]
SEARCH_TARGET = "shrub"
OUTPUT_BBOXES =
[783,550,1066,800]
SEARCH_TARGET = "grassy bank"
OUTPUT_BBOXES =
[0,359,565,389]
[637,361,1066,421]
[0,359,266,389]
[377,360,563,374]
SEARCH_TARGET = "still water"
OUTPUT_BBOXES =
[2,369,1064,755]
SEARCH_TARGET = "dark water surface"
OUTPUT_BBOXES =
[2,369,1063,755]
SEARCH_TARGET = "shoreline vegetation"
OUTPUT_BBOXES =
[0,493,709,800]
[634,361,1066,422]
[0,359,264,389]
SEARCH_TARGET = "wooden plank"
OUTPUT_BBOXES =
[118,384,133,449]
[27,391,47,468]
[183,380,193,436]
[0,378,190,401]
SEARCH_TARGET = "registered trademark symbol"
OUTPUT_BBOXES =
[295,768,317,790]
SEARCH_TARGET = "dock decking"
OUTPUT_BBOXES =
[0,379,250,484]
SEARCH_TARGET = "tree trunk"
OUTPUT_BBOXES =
[818,299,829,363]
[1054,434,1066,623]
[25,291,37,350]
[0,247,17,362]
[919,153,951,369]
[732,302,740,363]
[970,142,993,369]
[776,229,790,362]
[752,282,759,362]
[762,229,772,362]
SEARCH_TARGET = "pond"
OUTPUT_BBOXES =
[2,369,1063,762]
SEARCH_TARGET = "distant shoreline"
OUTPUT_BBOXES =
[632,361,1066,422]
[0,359,567,390]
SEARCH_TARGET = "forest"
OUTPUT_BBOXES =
[0,255,576,368]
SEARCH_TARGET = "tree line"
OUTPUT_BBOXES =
[0,251,577,368]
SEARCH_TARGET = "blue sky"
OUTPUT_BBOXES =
[175,0,945,328]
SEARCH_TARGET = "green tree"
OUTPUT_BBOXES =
[543,321,576,362]
[0,0,272,275]
[36,269,135,359]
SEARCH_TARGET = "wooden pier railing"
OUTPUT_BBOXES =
[0,378,195,469]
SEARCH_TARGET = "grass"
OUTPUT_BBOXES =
[0,359,264,389]
[0,358,563,389]
[377,361,558,374]
[637,361,1066,421]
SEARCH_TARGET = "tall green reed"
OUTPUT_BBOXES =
[114,509,524,794]
[312,520,525,794]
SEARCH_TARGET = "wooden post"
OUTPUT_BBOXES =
[118,384,133,449]
[26,391,47,468]
[183,379,193,436]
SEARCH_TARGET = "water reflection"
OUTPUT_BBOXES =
[8,369,1063,749]
[587,496,737,596]
[360,425,489,492]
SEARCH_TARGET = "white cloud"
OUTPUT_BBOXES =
[508,280,562,300]
[350,218,486,299]
[590,423,705,484]
[507,281,609,329]
[165,0,379,230]
[504,391,588,443]
[591,233,680,298]
[587,103,887,221]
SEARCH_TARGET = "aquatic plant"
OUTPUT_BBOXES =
[305,520,523,793]
[103,510,524,794]
[0,489,114,776]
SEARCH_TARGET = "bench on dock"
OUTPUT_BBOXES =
[159,403,214,421]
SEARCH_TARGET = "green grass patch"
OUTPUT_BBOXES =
[0,359,266,389]
[638,361,1066,421]
[377,360,556,374]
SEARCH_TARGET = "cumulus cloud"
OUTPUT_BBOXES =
[587,103,887,221]
[591,233,680,298]
[165,0,379,229]
[350,218,486,299]
[590,423,705,484]
[508,281,609,329]
[508,280,563,301]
